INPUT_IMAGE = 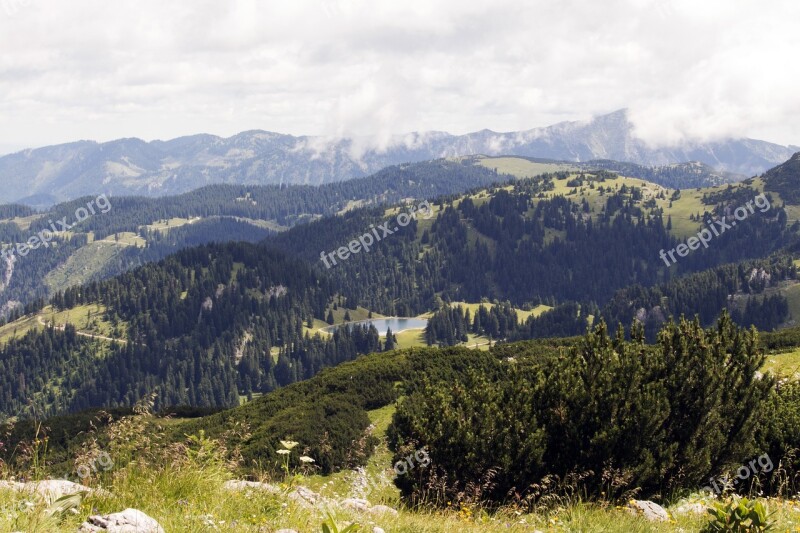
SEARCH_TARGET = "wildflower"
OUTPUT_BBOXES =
[276,449,290,455]
[280,440,299,450]
[299,456,315,463]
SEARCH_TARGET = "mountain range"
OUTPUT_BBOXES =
[1,110,797,206]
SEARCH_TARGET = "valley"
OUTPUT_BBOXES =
[5,5,800,531]
[1,151,800,532]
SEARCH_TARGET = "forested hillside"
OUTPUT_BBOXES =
[270,170,794,319]
[0,242,393,418]
[2,155,800,419]
[0,159,513,313]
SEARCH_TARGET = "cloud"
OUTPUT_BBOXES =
[0,0,797,149]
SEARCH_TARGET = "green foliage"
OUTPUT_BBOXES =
[390,313,775,506]
[1,242,391,418]
[320,513,360,533]
[701,498,774,532]
[603,254,795,338]
[755,381,800,496]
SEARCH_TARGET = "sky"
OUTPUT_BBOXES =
[1,0,798,154]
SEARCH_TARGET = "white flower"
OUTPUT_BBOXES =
[299,456,315,463]
[276,449,290,455]
[280,440,299,450]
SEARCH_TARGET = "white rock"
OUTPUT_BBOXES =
[626,499,670,521]
[79,508,164,532]
[275,530,298,533]
[372,528,386,533]
[23,480,94,503]
[0,480,24,491]
[368,504,399,516]
[288,486,321,508]
[341,497,371,511]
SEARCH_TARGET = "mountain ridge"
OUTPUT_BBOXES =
[1,110,796,205]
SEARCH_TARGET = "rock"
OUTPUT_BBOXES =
[672,502,707,515]
[368,504,399,516]
[23,480,94,503]
[79,508,164,532]
[341,497,370,511]
[275,530,298,533]
[288,486,321,508]
[0,480,24,491]
[626,499,670,521]
[222,480,280,493]
[372,528,385,533]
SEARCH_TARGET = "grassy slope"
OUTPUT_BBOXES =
[0,303,123,345]
[763,347,800,379]
[474,155,577,177]
[43,241,135,293]
[3,403,799,532]
[0,213,285,308]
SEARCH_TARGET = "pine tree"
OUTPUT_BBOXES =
[384,327,396,351]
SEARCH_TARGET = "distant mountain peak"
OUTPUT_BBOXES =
[0,111,796,204]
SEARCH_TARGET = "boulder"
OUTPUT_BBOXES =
[79,508,164,532]
[0,480,24,491]
[288,486,321,508]
[626,499,670,521]
[368,504,399,516]
[22,480,95,503]
[341,497,370,512]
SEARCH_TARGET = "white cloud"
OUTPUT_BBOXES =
[0,0,797,149]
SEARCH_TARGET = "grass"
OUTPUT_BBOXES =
[43,240,135,293]
[427,302,552,323]
[466,157,781,241]
[143,217,202,234]
[782,282,800,328]
[95,232,146,247]
[3,407,800,532]
[474,156,576,178]
[0,304,123,346]
[394,328,427,349]
[763,347,800,378]
[6,213,46,231]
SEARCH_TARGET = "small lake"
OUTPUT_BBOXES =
[322,317,428,336]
